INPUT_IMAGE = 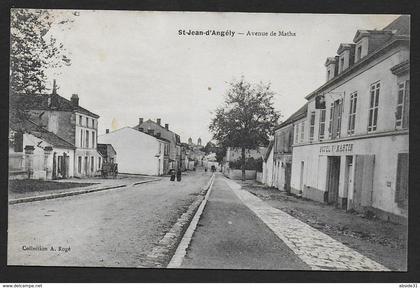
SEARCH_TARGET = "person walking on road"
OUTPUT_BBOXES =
[176,169,182,182]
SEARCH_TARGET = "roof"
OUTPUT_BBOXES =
[383,15,410,36]
[11,93,99,118]
[275,103,308,130]
[9,114,75,149]
[97,143,116,157]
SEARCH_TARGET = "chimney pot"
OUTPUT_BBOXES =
[71,94,79,106]
[139,118,143,125]
[157,118,161,125]
[165,124,169,130]
[106,129,109,134]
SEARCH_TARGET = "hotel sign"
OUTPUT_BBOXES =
[319,143,354,155]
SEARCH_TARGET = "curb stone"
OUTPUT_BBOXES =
[8,178,161,205]
[141,174,215,268]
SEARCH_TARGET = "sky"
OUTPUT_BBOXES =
[43,11,399,145]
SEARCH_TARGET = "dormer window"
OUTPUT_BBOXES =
[356,45,362,61]
[325,57,338,81]
[337,43,355,74]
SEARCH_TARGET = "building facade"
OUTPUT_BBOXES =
[290,16,409,222]
[98,127,169,176]
[11,91,102,178]
[9,117,75,180]
[133,118,180,173]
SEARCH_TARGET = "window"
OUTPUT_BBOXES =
[98,157,101,169]
[329,99,343,139]
[86,130,90,148]
[340,57,344,72]
[396,81,409,129]
[368,82,380,132]
[295,124,299,144]
[395,153,408,209]
[79,115,82,126]
[328,103,334,138]
[348,92,358,135]
[78,156,82,173]
[318,109,326,140]
[356,46,362,61]
[80,129,83,147]
[309,111,315,142]
[86,117,89,127]
[92,119,95,128]
[300,121,305,142]
[92,131,95,148]
[91,156,94,172]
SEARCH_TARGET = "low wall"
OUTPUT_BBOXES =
[224,169,257,180]
[256,172,263,183]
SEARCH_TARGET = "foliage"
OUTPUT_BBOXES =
[209,77,281,150]
[228,157,263,172]
[10,9,76,93]
[209,77,281,179]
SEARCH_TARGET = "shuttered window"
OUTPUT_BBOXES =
[348,92,358,135]
[318,109,326,141]
[396,80,409,129]
[368,82,380,132]
[395,153,409,209]
[309,111,315,142]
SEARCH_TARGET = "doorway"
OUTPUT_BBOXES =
[285,163,291,193]
[327,156,341,204]
[299,161,304,194]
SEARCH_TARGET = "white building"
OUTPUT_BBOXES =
[9,117,75,180]
[262,141,274,186]
[98,127,169,176]
[290,16,409,223]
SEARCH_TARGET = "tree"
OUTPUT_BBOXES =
[10,9,76,94]
[209,78,281,181]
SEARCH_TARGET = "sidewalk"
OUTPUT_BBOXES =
[181,174,309,270]
[8,175,160,204]
[225,179,388,271]
[236,180,407,271]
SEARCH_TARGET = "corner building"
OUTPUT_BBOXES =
[290,16,409,223]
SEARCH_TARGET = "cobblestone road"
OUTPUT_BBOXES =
[225,178,390,271]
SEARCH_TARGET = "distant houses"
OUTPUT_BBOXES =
[261,15,409,223]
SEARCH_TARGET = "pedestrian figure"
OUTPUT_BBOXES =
[176,169,182,182]
[170,169,176,181]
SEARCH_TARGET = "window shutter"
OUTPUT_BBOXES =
[395,153,409,208]
[403,81,409,129]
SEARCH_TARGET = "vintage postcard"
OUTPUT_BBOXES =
[8,10,409,271]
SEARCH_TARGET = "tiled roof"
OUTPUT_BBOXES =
[11,93,99,118]
[383,15,410,35]
[275,103,308,130]
[9,114,75,149]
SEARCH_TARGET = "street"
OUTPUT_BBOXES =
[8,172,398,270]
[8,171,211,267]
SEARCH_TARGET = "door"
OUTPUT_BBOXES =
[344,156,354,209]
[285,163,291,193]
[299,161,304,194]
[84,156,88,175]
[352,155,375,211]
[327,156,341,204]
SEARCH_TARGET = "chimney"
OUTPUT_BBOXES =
[139,118,143,125]
[52,79,57,94]
[165,124,169,130]
[157,118,161,126]
[106,129,109,134]
[71,94,79,106]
